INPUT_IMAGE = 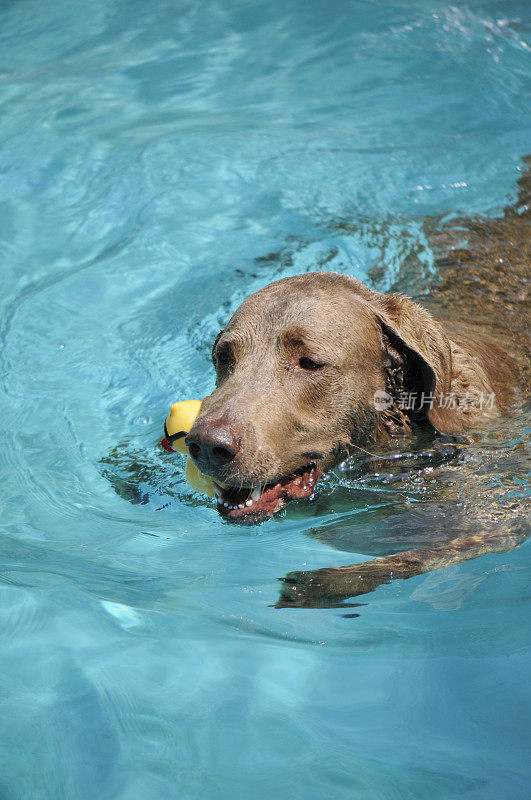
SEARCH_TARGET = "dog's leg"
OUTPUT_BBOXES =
[277,521,528,608]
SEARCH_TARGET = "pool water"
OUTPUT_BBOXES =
[0,1,529,797]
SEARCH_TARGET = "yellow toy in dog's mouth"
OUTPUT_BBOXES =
[160,399,214,497]
[161,399,320,521]
[161,400,202,454]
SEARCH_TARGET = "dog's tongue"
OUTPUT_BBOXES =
[215,465,319,522]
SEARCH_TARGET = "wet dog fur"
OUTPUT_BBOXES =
[185,159,530,605]
[102,158,530,607]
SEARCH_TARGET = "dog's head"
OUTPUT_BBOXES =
[186,272,459,522]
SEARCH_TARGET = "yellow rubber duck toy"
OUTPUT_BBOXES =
[160,399,214,497]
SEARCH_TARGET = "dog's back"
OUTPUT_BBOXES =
[418,157,530,394]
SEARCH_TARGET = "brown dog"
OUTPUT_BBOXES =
[187,272,518,519]
[184,161,530,605]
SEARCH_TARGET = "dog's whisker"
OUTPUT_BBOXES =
[347,443,379,458]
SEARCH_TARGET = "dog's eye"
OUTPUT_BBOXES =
[299,357,323,371]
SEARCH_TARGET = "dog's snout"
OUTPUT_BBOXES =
[185,420,241,472]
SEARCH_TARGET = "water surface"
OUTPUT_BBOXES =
[0,1,530,798]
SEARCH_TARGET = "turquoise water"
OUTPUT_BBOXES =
[1,0,530,797]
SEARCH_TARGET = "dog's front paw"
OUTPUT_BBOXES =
[276,559,397,608]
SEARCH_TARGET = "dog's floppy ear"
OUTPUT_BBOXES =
[375,296,467,433]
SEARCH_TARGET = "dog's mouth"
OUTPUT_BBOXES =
[212,463,320,523]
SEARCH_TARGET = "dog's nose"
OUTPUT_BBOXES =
[185,421,241,471]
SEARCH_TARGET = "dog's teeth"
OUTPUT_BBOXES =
[222,501,229,507]
[238,504,245,509]
[245,499,253,507]
[251,486,261,501]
